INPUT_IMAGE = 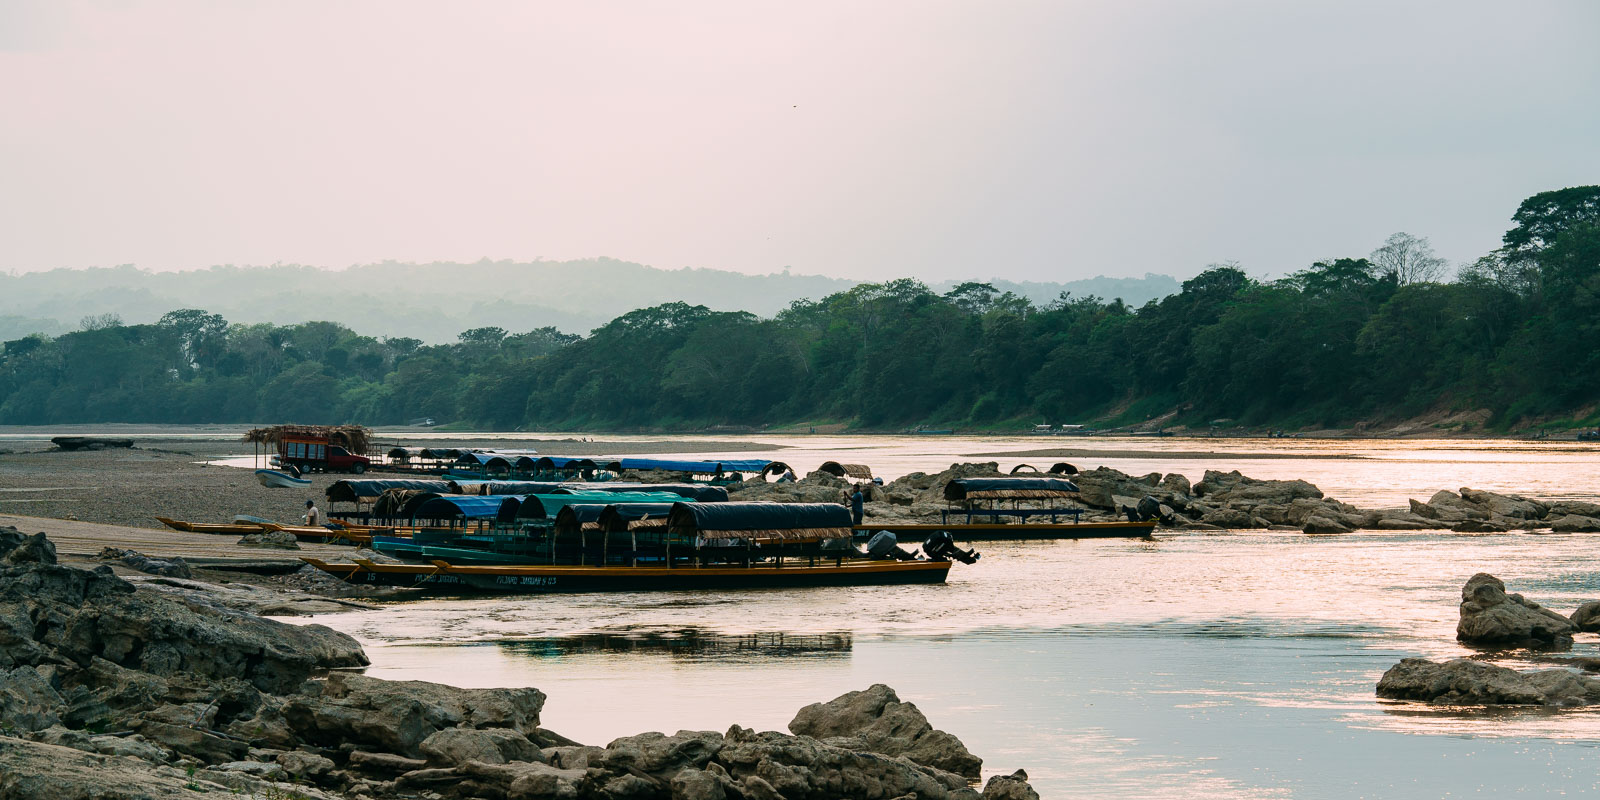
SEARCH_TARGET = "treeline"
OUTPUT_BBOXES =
[2,187,1597,431]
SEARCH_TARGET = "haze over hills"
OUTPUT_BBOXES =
[0,260,1181,343]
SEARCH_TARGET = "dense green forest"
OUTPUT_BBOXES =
[3,187,1597,432]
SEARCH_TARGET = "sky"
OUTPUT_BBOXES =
[1,1,1597,283]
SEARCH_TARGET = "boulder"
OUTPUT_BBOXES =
[1199,508,1260,529]
[419,726,543,766]
[1570,601,1600,632]
[602,729,723,775]
[89,733,169,763]
[283,673,546,757]
[1550,514,1600,533]
[1452,519,1509,533]
[237,531,300,550]
[1549,500,1600,518]
[1456,573,1577,647]
[276,749,335,780]
[1192,470,1323,510]
[94,548,193,579]
[720,725,975,800]
[0,666,64,733]
[1415,491,1489,523]
[1377,657,1600,706]
[788,684,982,780]
[1459,488,1548,520]
[1301,515,1351,535]
[982,769,1041,800]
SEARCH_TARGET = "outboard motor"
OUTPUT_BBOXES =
[866,530,917,561]
[922,530,980,564]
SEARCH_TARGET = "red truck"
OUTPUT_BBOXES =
[263,425,373,474]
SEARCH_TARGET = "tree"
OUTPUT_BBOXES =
[1502,186,1600,258]
[1370,232,1449,284]
[79,313,122,331]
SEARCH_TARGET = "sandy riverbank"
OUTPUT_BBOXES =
[0,435,776,529]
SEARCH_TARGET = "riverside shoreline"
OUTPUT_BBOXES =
[0,527,1041,800]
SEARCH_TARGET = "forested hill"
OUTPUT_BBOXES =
[2,186,1597,432]
[0,259,1179,344]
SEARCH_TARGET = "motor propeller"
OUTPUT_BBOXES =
[922,530,980,564]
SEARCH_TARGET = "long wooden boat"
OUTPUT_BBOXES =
[302,556,951,593]
[156,517,268,535]
[853,519,1157,541]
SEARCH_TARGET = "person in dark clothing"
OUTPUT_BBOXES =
[850,486,864,525]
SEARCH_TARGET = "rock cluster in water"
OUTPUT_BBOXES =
[731,461,1598,535]
[0,527,1039,799]
[1376,572,1600,707]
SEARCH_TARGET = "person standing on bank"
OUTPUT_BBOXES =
[303,499,320,526]
[850,486,864,526]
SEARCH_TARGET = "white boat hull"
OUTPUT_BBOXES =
[255,469,312,488]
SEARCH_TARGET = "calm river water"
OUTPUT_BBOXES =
[296,435,1600,799]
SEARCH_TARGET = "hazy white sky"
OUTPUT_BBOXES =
[2,1,1597,282]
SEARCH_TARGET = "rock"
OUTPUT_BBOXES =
[0,737,240,799]
[1550,514,1600,533]
[237,531,300,550]
[1301,515,1352,535]
[94,548,193,578]
[457,759,588,799]
[788,684,982,780]
[603,729,723,775]
[284,673,546,757]
[1415,491,1489,523]
[348,749,429,774]
[719,725,974,800]
[89,733,169,762]
[1549,500,1600,518]
[1452,519,1509,533]
[419,726,543,766]
[136,720,250,763]
[1074,467,1167,510]
[982,769,1041,800]
[213,759,289,781]
[0,666,65,733]
[28,724,95,753]
[1570,601,1600,632]
[1376,657,1600,706]
[1199,508,1259,529]
[277,749,335,780]
[1459,488,1547,520]
[1192,470,1323,509]
[671,766,730,800]
[0,529,57,566]
[1457,573,1577,647]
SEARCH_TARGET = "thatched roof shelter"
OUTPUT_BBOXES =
[668,501,853,544]
[243,424,371,453]
[818,461,874,479]
[943,477,1080,501]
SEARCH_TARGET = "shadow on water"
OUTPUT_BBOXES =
[495,628,853,663]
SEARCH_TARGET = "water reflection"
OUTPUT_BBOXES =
[497,629,852,662]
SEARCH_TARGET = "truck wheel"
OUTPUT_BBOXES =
[352,463,366,475]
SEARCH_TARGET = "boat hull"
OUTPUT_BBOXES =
[255,469,312,488]
[303,557,950,593]
[853,519,1157,541]
[156,517,267,535]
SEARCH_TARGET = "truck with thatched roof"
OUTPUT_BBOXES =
[244,424,373,474]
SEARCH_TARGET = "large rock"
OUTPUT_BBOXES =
[1550,514,1600,533]
[1456,573,1577,647]
[283,672,546,757]
[1301,515,1351,535]
[1412,491,1490,523]
[237,531,300,550]
[720,725,978,800]
[1459,488,1548,520]
[602,729,723,775]
[1192,470,1323,510]
[1377,657,1600,706]
[0,529,57,566]
[1198,508,1261,529]
[419,726,543,766]
[1571,601,1600,632]
[982,769,1041,800]
[94,548,193,579]
[1549,500,1600,518]
[0,666,64,733]
[788,684,981,780]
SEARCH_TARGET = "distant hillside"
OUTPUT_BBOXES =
[0,260,1182,342]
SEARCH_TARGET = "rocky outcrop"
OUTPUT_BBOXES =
[1457,572,1577,647]
[788,683,982,779]
[1570,601,1600,632]
[0,531,1040,800]
[94,547,193,578]
[1550,514,1600,533]
[1377,657,1600,706]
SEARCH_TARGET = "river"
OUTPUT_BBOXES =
[284,434,1600,798]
